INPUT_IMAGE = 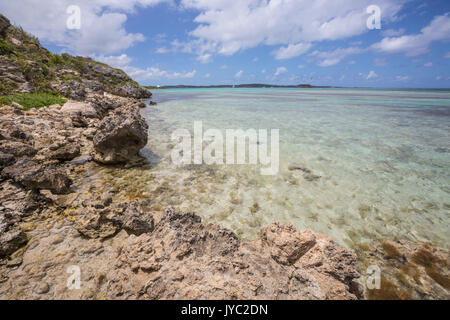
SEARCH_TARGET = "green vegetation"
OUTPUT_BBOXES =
[0,15,148,98]
[0,93,67,110]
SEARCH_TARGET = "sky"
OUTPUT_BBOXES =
[0,0,449,87]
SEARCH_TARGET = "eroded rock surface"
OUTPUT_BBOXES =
[93,105,148,164]
[359,239,449,300]
[106,208,362,300]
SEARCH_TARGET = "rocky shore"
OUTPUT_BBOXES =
[0,90,365,300]
[0,13,448,300]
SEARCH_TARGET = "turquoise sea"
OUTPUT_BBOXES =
[113,88,450,249]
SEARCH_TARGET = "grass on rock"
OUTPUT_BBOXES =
[0,93,67,110]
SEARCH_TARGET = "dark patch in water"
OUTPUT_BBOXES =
[417,109,450,117]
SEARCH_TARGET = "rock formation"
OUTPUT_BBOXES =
[92,105,148,164]
[106,208,363,300]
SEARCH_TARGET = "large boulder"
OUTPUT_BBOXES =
[2,158,72,194]
[92,105,148,164]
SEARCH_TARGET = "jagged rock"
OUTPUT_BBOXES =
[70,112,88,128]
[74,200,154,239]
[2,158,72,194]
[0,152,14,170]
[53,80,86,100]
[260,223,316,265]
[107,83,151,100]
[0,140,36,157]
[115,202,154,236]
[105,208,361,300]
[92,105,148,164]
[0,228,27,258]
[359,239,449,300]
[61,101,99,119]
[46,143,80,161]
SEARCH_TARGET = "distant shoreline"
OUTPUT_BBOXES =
[144,84,336,89]
[144,84,450,90]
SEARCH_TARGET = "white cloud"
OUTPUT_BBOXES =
[424,62,433,67]
[196,53,213,63]
[298,65,305,69]
[382,28,405,37]
[274,67,287,76]
[0,0,170,55]
[252,57,259,62]
[372,14,450,56]
[235,70,244,78]
[273,42,311,60]
[374,58,388,66]
[310,47,365,67]
[204,73,211,78]
[95,54,196,81]
[444,52,450,59]
[220,65,228,70]
[127,67,196,81]
[396,75,410,81]
[156,47,170,54]
[367,70,378,80]
[180,0,405,60]
[95,54,133,68]
[261,69,266,74]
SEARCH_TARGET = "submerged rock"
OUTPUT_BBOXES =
[92,105,148,164]
[359,239,449,300]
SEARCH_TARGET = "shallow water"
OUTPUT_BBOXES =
[100,88,450,249]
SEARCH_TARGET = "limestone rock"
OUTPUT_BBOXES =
[105,208,361,300]
[0,152,14,170]
[0,228,27,258]
[260,223,316,265]
[0,140,36,157]
[2,158,72,194]
[75,200,154,239]
[61,101,99,119]
[92,105,148,164]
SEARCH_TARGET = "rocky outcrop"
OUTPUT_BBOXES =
[359,239,449,300]
[106,208,362,300]
[2,158,72,194]
[92,105,148,164]
[75,197,154,239]
[0,13,151,99]
[61,100,99,119]
[0,14,10,36]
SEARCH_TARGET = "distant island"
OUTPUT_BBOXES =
[144,84,339,89]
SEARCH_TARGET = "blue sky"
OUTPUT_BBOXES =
[1,0,449,87]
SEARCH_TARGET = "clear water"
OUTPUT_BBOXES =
[103,88,450,249]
